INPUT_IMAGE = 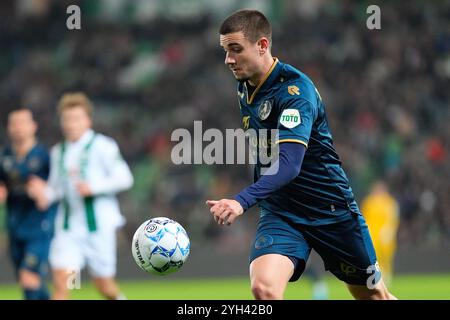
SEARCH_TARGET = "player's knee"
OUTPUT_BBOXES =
[251,279,282,300]
[366,287,392,300]
[350,285,392,300]
[368,279,395,300]
[19,270,41,289]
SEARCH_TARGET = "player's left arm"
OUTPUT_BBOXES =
[78,138,134,196]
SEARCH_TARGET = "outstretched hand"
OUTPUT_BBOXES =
[206,199,244,226]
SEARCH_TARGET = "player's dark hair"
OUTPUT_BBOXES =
[220,9,272,44]
[8,107,35,121]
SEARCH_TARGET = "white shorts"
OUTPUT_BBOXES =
[49,228,117,278]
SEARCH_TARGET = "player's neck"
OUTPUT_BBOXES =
[248,55,275,87]
[12,137,36,159]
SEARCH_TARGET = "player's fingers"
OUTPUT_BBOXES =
[216,211,224,225]
[206,200,218,207]
[212,208,224,225]
[215,213,224,225]
[212,203,226,216]
[219,209,230,221]
[218,210,231,226]
[226,214,237,226]
[210,205,218,215]
[210,203,220,214]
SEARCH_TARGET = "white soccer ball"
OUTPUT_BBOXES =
[131,217,190,275]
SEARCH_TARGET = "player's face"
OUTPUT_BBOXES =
[220,31,263,83]
[60,106,92,142]
[7,110,37,143]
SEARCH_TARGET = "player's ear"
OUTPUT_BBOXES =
[258,37,270,55]
[31,120,38,134]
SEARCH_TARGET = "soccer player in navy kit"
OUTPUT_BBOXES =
[0,108,56,299]
[207,10,396,300]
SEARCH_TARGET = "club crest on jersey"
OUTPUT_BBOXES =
[279,109,301,129]
[258,100,272,120]
[27,157,41,171]
[2,156,14,172]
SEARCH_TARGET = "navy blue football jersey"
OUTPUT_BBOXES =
[0,143,55,239]
[237,58,360,225]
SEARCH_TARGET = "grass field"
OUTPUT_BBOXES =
[0,273,449,300]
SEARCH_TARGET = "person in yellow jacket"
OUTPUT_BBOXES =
[362,181,400,286]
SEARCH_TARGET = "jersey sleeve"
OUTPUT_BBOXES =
[275,83,319,148]
[234,142,306,211]
[88,137,134,195]
[45,145,64,203]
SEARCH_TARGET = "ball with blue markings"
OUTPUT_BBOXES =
[132,217,190,275]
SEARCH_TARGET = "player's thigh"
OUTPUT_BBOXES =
[49,232,85,272]
[250,209,311,283]
[305,212,380,286]
[86,228,117,278]
[250,254,294,291]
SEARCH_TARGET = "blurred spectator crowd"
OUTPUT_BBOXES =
[0,0,449,252]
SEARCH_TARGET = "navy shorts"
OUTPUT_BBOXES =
[9,235,51,278]
[249,209,381,286]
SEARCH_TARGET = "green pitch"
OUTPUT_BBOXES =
[0,273,449,300]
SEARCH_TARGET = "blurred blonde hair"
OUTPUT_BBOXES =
[57,92,93,117]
